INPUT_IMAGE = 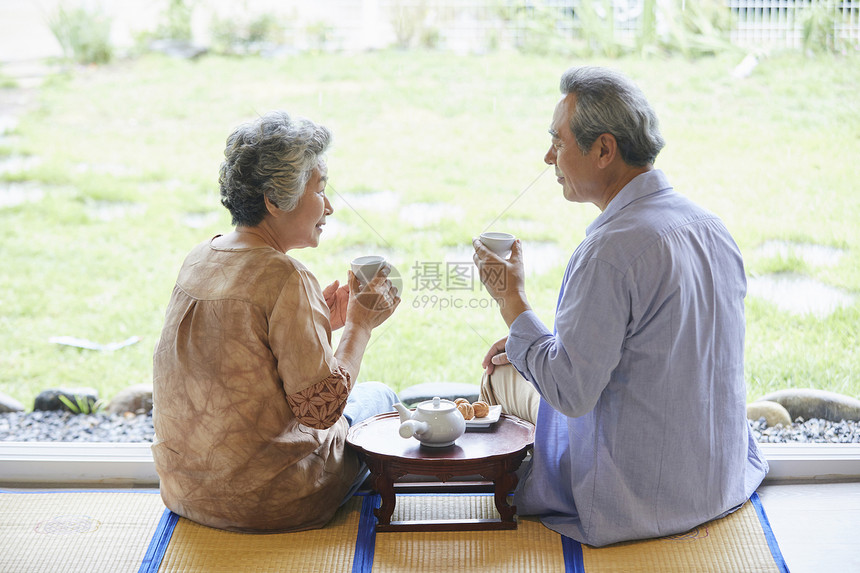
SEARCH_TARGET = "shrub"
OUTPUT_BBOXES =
[800,0,844,54]
[390,0,428,49]
[0,67,17,89]
[156,0,194,42]
[210,5,289,55]
[658,0,736,57]
[47,3,113,65]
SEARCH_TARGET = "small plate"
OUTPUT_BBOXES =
[465,404,502,428]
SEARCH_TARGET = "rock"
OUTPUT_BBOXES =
[0,391,25,413]
[148,39,208,60]
[398,382,480,407]
[731,53,758,79]
[746,400,792,428]
[34,387,99,413]
[756,388,860,423]
[107,384,153,415]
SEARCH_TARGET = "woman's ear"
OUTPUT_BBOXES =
[264,195,281,217]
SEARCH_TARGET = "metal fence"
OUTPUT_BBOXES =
[726,0,860,49]
[292,0,860,52]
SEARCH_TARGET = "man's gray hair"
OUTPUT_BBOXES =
[219,111,332,227]
[560,66,664,166]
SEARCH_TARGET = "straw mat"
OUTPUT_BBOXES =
[149,496,364,573]
[0,489,165,573]
[368,493,787,573]
[0,490,788,573]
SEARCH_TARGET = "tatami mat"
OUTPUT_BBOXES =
[375,494,568,572]
[0,490,788,573]
[153,497,363,573]
[0,490,165,573]
[579,496,784,573]
[372,493,785,573]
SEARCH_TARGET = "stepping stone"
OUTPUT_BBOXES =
[0,391,24,413]
[398,382,480,407]
[0,182,44,208]
[746,400,792,428]
[756,388,860,423]
[747,272,854,318]
[107,383,153,415]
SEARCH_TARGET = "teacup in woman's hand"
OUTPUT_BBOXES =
[478,232,515,257]
[350,255,387,287]
[350,255,402,297]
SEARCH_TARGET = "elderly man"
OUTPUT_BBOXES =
[472,66,768,547]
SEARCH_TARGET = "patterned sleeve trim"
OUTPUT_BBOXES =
[286,366,351,430]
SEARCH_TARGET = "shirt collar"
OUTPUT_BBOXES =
[586,169,673,236]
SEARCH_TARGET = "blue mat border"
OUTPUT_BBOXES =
[138,508,179,573]
[354,493,381,573]
[751,491,791,573]
[561,533,585,573]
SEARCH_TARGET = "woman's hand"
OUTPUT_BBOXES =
[322,280,349,330]
[346,268,400,332]
[472,238,531,326]
[333,269,400,385]
[482,336,511,375]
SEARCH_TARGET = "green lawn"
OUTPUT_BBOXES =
[1,49,858,409]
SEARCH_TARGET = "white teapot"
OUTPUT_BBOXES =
[393,397,466,447]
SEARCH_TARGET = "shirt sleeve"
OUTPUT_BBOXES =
[506,257,628,418]
[269,265,351,429]
[285,366,351,429]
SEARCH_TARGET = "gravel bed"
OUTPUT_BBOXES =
[1,411,859,443]
[0,411,155,443]
[749,417,860,443]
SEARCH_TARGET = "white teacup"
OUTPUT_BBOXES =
[479,232,515,257]
[350,255,402,298]
[350,255,387,286]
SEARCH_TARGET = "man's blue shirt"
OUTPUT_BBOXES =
[507,169,768,546]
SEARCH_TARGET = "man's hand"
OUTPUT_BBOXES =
[482,336,511,375]
[322,280,349,330]
[473,238,532,326]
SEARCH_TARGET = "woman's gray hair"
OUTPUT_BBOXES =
[559,66,664,167]
[219,111,332,226]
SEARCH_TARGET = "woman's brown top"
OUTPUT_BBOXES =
[152,238,360,532]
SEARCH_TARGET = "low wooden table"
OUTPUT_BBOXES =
[346,411,534,532]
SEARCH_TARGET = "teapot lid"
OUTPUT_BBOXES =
[416,396,456,413]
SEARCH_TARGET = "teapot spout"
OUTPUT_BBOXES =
[393,402,411,424]
[399,419,430,439]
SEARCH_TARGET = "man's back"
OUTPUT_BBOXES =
[511,170,768,546]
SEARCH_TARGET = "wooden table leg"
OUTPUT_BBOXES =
[366,458,396,526]
[492,466,519,524]
[485,450,529,526]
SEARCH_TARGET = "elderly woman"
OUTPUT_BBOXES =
[152,111,401,532]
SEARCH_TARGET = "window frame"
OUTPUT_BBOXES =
[0,442,858,486]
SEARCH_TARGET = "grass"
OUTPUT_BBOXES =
[1,49,858,410]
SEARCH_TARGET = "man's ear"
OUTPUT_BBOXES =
[595,133,618,168]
